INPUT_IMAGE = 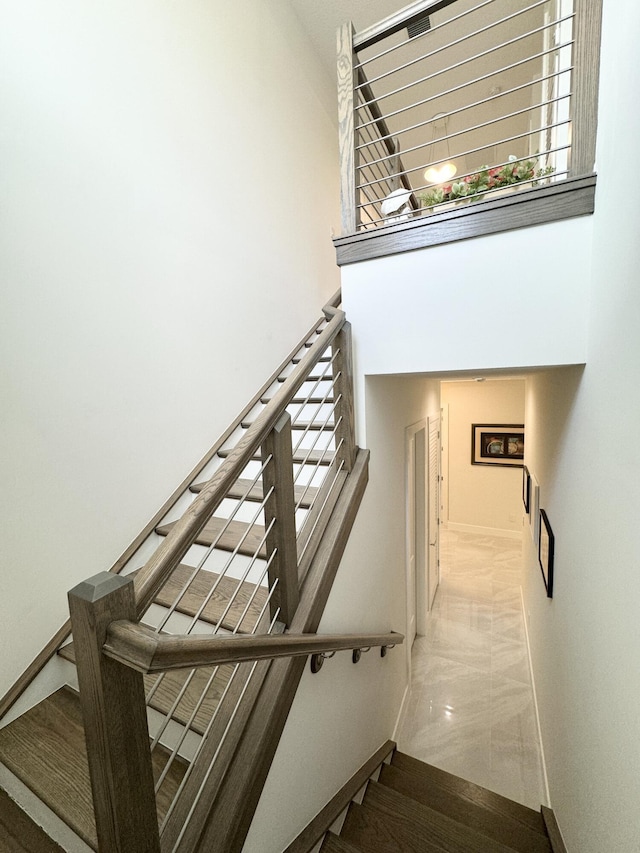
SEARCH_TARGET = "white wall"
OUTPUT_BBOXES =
[520,1,640,849]
[342,216,592,385]
[0,1,340,695]
[244,374,440,852]
[442,379,525,535]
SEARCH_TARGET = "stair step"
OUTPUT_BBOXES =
[391,752,547,837]
[261,396,335,405]
[145,563,269,633]
[0,687,187,850]
[364,779,530,852]
[341,800,445,853]
[217,448,335,466]
[145,664,233,735]
[292,354,331,364]
[156,517,268,558]
[241,420,335,432]
[320,832,362,853]
[277,374,332,383]
[190,477,319,509]
[60,638,234,735]
[379,764,551,853]
[0,787,65,853]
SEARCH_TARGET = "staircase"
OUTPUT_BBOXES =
[0,295,389,853]
[290,747,563,853]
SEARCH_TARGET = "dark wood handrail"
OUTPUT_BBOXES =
[103,620,403,674]
[133,303,346,617]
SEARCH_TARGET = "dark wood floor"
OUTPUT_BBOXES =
[0,788,64,853]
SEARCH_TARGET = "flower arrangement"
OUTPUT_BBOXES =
[419,155,554,209]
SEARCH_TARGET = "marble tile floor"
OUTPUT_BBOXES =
[397,528,546,811]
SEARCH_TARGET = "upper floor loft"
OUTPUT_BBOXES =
[332,0,602,265]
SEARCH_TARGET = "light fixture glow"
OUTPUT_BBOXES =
[424,162,457,184]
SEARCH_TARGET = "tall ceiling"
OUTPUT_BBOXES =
[288,0,403,77]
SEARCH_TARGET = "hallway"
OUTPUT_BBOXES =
[397,529,546,811]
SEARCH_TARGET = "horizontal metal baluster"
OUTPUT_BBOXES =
[294,397,342,513]
[357,118,571,191]
[356,0,556,91]
[356,68,573,149]
[148,459,272,636]
[145,493,274,716]
[151,555,277,792]
[358,162,571,226]
[356,41,573,130]
[297,457,346,567]
[354,0,496,69]
[359,91,572,170]
[169,609,281,850]
[356,14,574,109]
[289,352,339,423]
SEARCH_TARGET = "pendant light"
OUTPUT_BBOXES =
[424,114,457,185]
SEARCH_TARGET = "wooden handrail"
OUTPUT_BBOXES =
[103,620,403,674]
[133,305,346,617]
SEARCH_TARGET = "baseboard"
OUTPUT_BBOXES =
[520,586,551,807]
[446,521,523,540]
[542,806,569,853]
[392,683,411,741]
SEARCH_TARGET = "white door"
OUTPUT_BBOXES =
[428,415,441,609]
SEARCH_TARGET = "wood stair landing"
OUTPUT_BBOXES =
[319,750,555,853]
[0,687,187,850]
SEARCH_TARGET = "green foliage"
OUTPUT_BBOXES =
[419,156,554,210]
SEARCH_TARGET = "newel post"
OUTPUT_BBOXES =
[262,412,299,627]
[338,21,359,234]
[332,321,357,473]
[68,573,160,853]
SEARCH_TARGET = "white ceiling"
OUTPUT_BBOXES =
[288,0,403,76]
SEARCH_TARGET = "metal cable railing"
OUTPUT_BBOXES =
[339,0,577,232]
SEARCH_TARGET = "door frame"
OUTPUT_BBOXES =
[405,420,427,660]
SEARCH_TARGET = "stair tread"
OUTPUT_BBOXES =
[218,448,335,466]
[59,637,234,735]
[367,780,522,852]
[277,374,332,383]
[341,800,446,853]
[0,687,187,850]
[145,663,233,735]
[391,752,546,836]
[379,764,551,853]
[156,516,268,558]
[0,787,65,853]
[190,477,319,509]
[320,831,363,853]
[241,420,335,432]
[144,562,269,633]
[261,396,335,405]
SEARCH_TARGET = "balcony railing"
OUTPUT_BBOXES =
[338,0,601,239]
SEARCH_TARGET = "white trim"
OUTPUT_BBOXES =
[392,683,411,741]
[446,521,523,540]
[520,586,551,807]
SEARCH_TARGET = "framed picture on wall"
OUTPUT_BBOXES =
[539,509,554,598]
[471,424,525,468]
[529,472,540,545]
[522,465,531,513]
